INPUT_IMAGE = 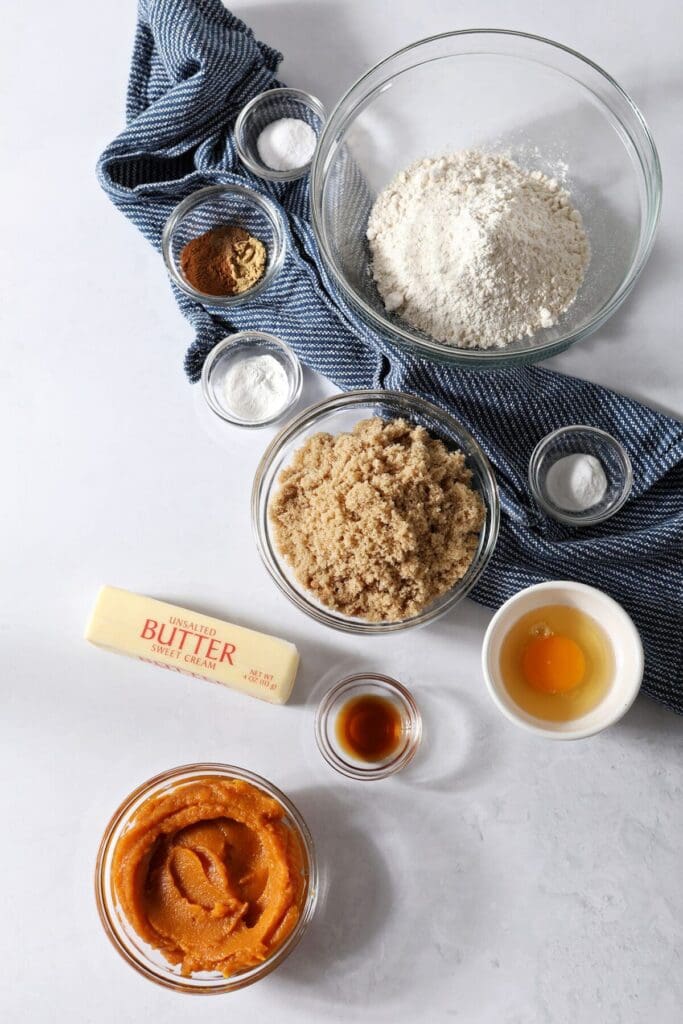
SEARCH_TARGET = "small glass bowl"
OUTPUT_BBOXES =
[315,673,422,780]
[201,331,303,427]
[235,88,326,181]
[161,184,286,305]
[529,424,633,526]
[94,764,318,994]
[251,390,499,634]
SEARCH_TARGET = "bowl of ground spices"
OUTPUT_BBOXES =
[252,390,499,633]
[162,184,286,304]
[95,764,318,992]
[311,31,661,367]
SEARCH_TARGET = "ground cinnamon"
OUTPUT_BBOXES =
[180,224,267,296]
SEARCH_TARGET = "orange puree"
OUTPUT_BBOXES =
[112,777,305,977]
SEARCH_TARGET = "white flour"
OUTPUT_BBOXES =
[367,150,590,349]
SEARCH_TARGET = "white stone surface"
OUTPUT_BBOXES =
[1,1,682,1022]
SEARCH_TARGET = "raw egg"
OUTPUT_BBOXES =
[521,634,586,693]
[499,604,613,721]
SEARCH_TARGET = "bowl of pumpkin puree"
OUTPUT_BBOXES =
[95,764,317,992]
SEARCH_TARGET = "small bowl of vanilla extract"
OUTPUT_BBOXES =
[315,673,422,780]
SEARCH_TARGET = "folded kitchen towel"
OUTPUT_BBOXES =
[97,0,683,712]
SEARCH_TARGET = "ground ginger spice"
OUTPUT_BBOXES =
[269,417,486,622]
[180,224,266,296]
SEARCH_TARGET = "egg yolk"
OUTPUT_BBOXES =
[521,634,586,694]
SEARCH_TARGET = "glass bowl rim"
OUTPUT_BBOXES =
[310,27,662,367]
[235,87,327,182]
[528,423,633,526]
[94,762,318,994]
[201,330,304,427]
[251,388,500,634]
[314,672,423,780]
[161,183,287,306]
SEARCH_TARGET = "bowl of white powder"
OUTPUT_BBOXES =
[311,30,661,367]
[235,88,326,182]
[528,424,633,526]
[201,331,303,427]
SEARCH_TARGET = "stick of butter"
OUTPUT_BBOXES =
[85,586,299,705]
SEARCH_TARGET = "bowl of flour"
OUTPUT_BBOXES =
[310,30,661,367]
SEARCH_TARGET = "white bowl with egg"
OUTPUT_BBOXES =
[482,581,643,739]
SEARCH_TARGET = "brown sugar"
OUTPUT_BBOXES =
[269,417,486,622]
[180,224,266,296]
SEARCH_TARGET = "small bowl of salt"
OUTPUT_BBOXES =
[201,331,303,428]
[235,88,326,182]
[529,425,633,527]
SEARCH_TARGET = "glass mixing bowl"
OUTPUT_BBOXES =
[311,30,661,368]
[251,390,500,634]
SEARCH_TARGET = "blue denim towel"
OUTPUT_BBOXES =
[98,0,683,712]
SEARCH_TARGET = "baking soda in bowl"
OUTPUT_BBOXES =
[222,354,290,421]
[545,453,608,511]
[257,118,317,171]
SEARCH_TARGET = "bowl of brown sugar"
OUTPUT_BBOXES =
[252,390,500,634]
[162,184,286,305]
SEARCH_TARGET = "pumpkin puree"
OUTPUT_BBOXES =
[112,777,305,977]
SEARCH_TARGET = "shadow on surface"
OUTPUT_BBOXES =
[278,784,394,996]
[402,683,498,792]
